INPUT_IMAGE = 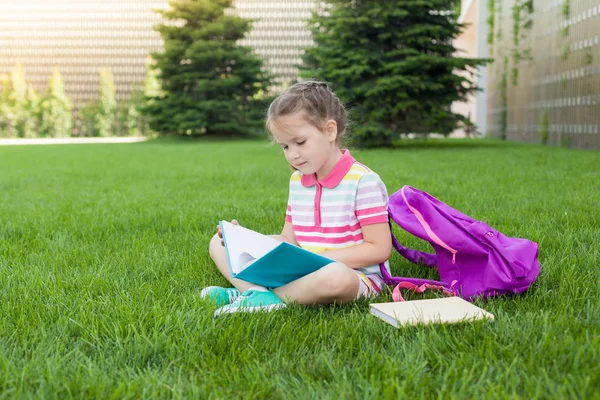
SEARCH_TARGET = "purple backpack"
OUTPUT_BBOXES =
[380,186,540,301]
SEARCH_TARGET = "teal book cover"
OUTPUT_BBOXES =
[219,221,333,288]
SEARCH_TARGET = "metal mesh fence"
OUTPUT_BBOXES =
[487,0,600,149]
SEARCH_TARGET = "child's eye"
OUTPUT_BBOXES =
[282,145,289,150]
[297,140,306,146]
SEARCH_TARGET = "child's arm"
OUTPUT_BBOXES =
[276,221,300,246]
[319,222,392,269]
[268,222,298,244]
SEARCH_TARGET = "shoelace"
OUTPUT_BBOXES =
[228,289,242,303]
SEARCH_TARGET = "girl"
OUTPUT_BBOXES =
[202,81,392,316]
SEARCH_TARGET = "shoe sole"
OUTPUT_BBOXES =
[213,303,286,317]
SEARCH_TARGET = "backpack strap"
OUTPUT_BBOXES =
[379,262,459,301]
[386,215,437,267]
[398,186,458,264]
[391,233,437,267]
[382,203,458,301]
[391,280,459,302]
[379,262,449,287]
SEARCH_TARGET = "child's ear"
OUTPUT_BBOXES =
[324,119,338,142]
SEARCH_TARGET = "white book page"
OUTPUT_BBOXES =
[220,221,281,274]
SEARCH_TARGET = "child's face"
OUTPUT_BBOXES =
[271,112,340,180]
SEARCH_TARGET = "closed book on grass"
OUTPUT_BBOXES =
[220,220,333,288]
[370,297,494,328]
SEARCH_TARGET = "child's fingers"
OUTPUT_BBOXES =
[217,220,237,246]
[217,227,224,246]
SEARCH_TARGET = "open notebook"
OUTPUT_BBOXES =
[220,221,333,288]
[370,297,494,327]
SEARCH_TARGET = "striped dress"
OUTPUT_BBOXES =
[285,150,390,276]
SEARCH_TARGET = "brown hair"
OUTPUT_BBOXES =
[266,80,348,145]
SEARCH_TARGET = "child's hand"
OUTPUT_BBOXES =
[217,219,239,246]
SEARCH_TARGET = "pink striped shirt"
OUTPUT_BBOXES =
[285,150,390,275]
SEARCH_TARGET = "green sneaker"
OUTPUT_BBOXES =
[200,286,241,307]
[214,289,286,317]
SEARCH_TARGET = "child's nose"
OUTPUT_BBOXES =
[288,149,300,159]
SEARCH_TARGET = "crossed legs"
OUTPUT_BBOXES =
[208,233,360,305]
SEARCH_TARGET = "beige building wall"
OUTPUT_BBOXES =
[0,0,166,105]
[452,0,480,136]
[233,0,322,90]
[0,0,319,109]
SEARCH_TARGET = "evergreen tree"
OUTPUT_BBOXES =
[0,73,16,137]
[302,0,490,147]
[11,63,38,137]
[126,101,139,136]
[95,69,117,137]
[0,64,39,137]
[143,56,161,100]
[141,56,161,136]
[126,83,145,136]
[145,0,271,137]
[38,66,73,137]
[79,100,101,137]
[25,86,40,137]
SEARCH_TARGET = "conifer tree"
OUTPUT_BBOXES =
[302,0,489,147]
[126,83,145,136]
[95,69,117,137]
[38,66,73,137]
[143,56,161,101]
[0,64,39,137]
[140,57,161,136]
[145,0,271,137]
[25,86,40,137]
[11,63,38,137]
[0,73,16,137]
[79,100,101,137]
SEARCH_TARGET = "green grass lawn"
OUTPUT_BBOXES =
[0,139,598,399]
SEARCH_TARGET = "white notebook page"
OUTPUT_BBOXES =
[220,221,281,273]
